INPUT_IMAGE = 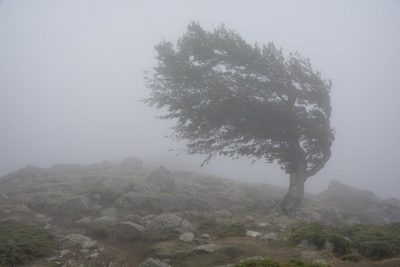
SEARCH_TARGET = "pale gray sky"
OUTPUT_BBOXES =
[1,0,399,198]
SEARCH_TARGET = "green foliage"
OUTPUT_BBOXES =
[358,241,396,260]
[146,22,333,175]
[289,223,349,255]
[289,223,400,260]
[289,223,326,249]
[341,223,400,259]
[0,223,54,266]
[325,233,351,255]
[217,223,246,238]
[234,259,330,267]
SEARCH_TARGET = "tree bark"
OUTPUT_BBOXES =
[279,163,306,215]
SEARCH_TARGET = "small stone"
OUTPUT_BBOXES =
[246,230,261,237]
[88,252,100,259]
[201,233,210,239]
[258,222,271,227]
[193,244,222,253]
[260,232,278,241]
[60,249,71,257]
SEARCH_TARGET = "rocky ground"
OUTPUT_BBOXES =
[1,157,400,267]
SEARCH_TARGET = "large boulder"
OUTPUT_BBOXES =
[57,195,91,218]
[116,192,149,209]
[86,216,117,239]
[114,221,144,241]
[318,180,400,224]
[145,213,193,240]
[120,157,143,171]
[146,166,175,191]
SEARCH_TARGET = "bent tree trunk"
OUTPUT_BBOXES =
[279,165,307,215]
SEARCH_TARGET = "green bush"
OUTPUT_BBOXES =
[0,223,54,266]
[289,223,326,249]
[358,241,396,260]
[325,233,351,255]
[234,259,330,267]
[217,223,246,238]
[289,223,350,256]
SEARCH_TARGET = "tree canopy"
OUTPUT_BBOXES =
[145,22,334,178]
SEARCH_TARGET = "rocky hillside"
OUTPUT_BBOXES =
[1,158,400,266]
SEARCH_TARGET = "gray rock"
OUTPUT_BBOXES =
[298,239,318,250]
[116,192,149,209]
[125,214,145,226]
[66,234,97,249]
[102,207,117,217]
[179,232,195,242]
[138,258,171,267]
[193,244,222,253]
[76,216,91,226]
[114,221,144,241]
[246,230,261,237]
[57,196,91,217]
[145,213,193,240]
[260,232,278,241]
[86,216,117,238]
[146,166,175,191]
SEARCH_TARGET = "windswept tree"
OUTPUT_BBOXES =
[145,23,334,214]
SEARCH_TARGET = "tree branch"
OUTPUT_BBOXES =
[305,148,331,179]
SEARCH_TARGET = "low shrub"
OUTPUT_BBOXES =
[325,233,351,255]
[289,223,349,255]
[217,223,246,238]
[0,223,54,266]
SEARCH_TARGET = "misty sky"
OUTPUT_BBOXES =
[1,0,399,198]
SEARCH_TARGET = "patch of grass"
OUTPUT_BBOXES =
[340,253,361,262]
[217,223,246,239]
[0,223,54,266]
[234,259,330,267]
[235,258,280,267]
[197,217,218,233]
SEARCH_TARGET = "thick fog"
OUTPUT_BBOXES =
[0,0,399,198]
